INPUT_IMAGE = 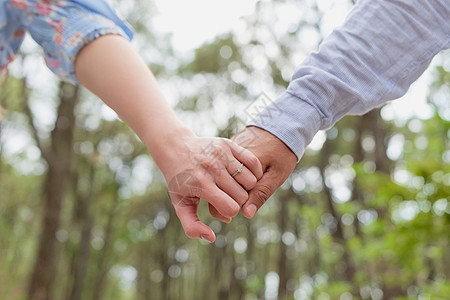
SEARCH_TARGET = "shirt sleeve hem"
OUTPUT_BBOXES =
[246,91,322,162]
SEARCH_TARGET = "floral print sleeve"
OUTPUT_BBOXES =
[0,0,132,84]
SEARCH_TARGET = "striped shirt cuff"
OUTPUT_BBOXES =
[247,91,322,162]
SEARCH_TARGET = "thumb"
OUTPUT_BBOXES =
[173,200,216,243]
[242,168,280,218]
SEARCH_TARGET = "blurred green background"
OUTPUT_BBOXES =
[0,0,449,299]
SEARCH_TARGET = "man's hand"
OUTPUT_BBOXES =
[233,126,297,218]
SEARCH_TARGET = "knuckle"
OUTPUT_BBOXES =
[252,184,273,206]
[179,174,202,197]
[173,197,197,209]
[245,175,258,190]
[196,173,214,190]
[184,226,197,239]
[218,138,229,148]
[208,205,220,218]
[220,201,240,218]
[229,204,240,218]
[199,158,214,170]
[246,155,260,169]
[199,160,220,176]
[209,147,223,159]
[235,190,249,205]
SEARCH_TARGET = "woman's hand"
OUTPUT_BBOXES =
[160,134,263,243]
[74,35,262,243]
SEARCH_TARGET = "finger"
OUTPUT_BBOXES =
[227,160,258,191]
[201,183,241,218]
[241,168,281,219]
[168,171,239,222]
[227,140,263,180]
[214,170,249,206]
[173,197,216,243]
[208,203,232,223]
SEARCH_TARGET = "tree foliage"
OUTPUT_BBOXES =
[0,0,449,299]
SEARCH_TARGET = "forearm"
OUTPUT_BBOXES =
[74,35,194,175]
[74,35,265,242]
[249,0,450,160]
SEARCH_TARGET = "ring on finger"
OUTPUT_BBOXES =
[231,163,244,178]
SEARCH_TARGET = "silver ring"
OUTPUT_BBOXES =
[231,163,244,178]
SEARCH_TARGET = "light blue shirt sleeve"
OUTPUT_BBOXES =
[248,0,450,161]
[71,0,134,40]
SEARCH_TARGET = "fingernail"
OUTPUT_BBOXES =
[246,204,257,218]
[201,234,213,243]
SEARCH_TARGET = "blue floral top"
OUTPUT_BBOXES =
[0,0,134,40]
[71,0,133,39]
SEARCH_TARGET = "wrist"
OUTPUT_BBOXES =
[234,126,297,170]
[144,125,196,179]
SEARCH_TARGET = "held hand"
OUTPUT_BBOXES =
[74,36,263,242]
[163,135,263,243]
[233,126,297,218]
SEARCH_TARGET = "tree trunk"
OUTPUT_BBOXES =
[69,167,95,300]
[351,116,367,236]
[91,189,119,300]
[367,109,390,174]
[318,134,357,288]
[277,191,289,300]
[0,83,9,190]
[136,243,152,300]
[28,82,79,300]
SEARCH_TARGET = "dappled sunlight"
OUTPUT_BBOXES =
[0,0,449,299]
